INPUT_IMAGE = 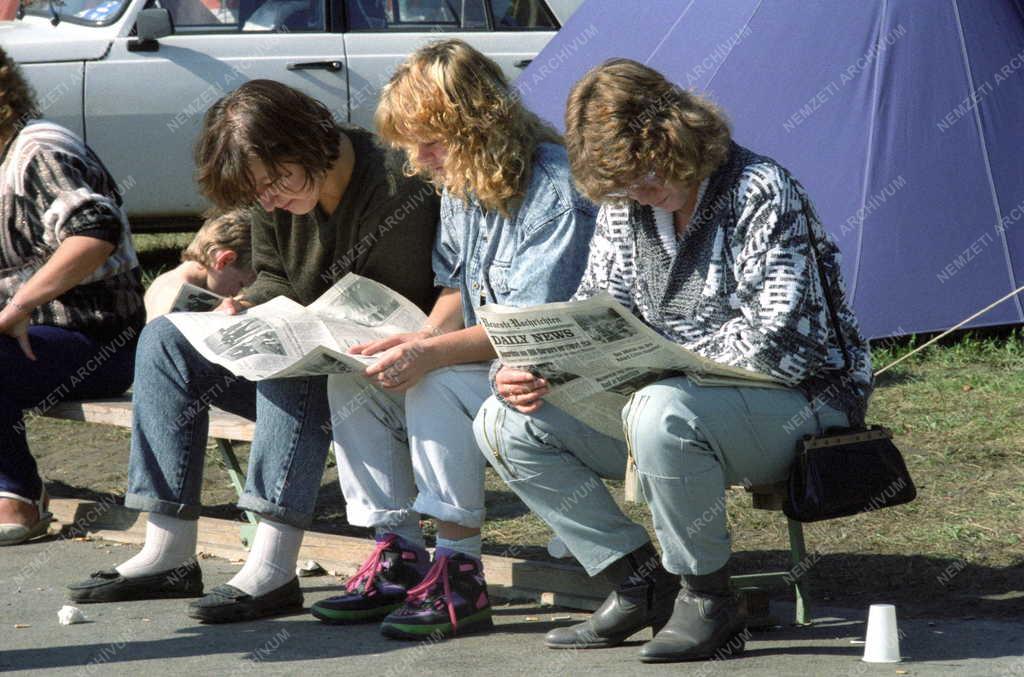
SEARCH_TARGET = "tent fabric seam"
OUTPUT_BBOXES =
[950,0,1023,320]
[700,0,765,93]
[645,0,696,64]
[849,0,887,303]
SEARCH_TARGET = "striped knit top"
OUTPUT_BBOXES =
[0,122,144,339]
[573,142,873,423]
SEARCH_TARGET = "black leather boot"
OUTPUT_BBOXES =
[639,563,747,662]
[545,543,680,649]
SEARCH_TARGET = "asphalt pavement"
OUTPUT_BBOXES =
[1,537,1021,676]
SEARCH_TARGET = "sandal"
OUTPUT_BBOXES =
[0,487,54,546]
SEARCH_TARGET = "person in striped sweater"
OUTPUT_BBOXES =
[0,47,145,546]
[474,59,872,663]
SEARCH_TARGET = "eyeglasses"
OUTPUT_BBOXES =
[607,172,662,199]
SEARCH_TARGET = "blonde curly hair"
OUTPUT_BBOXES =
[376,39,560,217]
[0,47,39,146]
[565,58,731,204]
[182,208,254,271]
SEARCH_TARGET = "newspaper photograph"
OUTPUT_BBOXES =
[169,282,225,313]
[478,293,781,439]
[167,274,426,381]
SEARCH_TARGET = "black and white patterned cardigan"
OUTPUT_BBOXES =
[573,142,873,424]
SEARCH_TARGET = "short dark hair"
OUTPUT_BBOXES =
[195,79,342,209]
[0,47,39,143]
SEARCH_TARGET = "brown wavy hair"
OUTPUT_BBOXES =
[375,39,561,217]
[565,58,731,203]
[0,47,39,146]
[195,79,342,209]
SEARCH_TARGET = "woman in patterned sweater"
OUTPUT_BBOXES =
[0,47,145,545]
[474,59,873,662]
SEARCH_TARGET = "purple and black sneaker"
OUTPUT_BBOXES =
[380,550,494,640]
[311,534,430,624]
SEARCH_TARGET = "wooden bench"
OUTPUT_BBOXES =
[625,465,812,625]
[36,395,261,548]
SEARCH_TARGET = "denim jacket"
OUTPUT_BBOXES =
[433,142,597,328]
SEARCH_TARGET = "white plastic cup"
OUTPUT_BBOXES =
[546,536,571,559]
[862,603,901,663]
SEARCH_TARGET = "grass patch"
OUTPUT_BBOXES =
[133,232,193,286]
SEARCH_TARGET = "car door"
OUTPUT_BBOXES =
[85,0,348,227]
[341,0,561,130]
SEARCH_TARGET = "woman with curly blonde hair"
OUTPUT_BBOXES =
[476,59,872,663]
[0,47,144,545]
[312,39,597,639]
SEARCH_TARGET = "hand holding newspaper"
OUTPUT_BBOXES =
[477,293,780,440]
[167,274,426,381]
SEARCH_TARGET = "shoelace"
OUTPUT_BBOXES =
[346,534,398,594]
[404,554,457,633]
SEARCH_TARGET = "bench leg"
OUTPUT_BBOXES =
[215,438,260,549]
[787,517,811,625]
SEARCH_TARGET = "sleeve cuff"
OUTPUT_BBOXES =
[58,205,122,244]
[488,359,516,410]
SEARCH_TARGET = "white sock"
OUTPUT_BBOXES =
[227,519,303,596]
[115,513,197,578]
[436,534,482,559]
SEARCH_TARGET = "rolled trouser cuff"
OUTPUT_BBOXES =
[237,492,312,530]
[124,492,201,521]
[412,493,484,529]
[345,504,420,531]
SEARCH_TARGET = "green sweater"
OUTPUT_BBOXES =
[243,127,440,314]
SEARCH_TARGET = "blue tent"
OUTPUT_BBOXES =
[516,0,1024,339]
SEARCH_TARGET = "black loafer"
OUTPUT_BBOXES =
[68,560,203,603]
[187,578,303,624]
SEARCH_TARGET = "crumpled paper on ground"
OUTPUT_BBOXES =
[57,605,87,625]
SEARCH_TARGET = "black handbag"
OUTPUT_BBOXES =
[782,226,917,523]
[784,425,917,522]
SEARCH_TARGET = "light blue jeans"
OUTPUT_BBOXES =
[328,363,493,531]
[125,317,332,529]
[473,376,848,577]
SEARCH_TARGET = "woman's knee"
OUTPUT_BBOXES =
[473,397,556,479]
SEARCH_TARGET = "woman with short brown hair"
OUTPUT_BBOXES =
[476,59,873,662]
[68,79,440,624]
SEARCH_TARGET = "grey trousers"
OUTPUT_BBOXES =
[473,376,847,576]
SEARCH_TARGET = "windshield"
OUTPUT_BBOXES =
[24,0,131,26]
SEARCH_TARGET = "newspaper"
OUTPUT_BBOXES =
[477,293,782,440]
[167,274,426,380]
[169,282,224,313]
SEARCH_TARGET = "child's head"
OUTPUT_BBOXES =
[182,209,256,296]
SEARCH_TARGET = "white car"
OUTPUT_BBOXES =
[1,0,580,228]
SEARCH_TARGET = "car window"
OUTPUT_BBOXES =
[150,0,325,32]
[345,0,482,30]
[489,0,555,29]
[26,0,131,25]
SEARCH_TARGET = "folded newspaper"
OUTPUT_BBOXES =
[167,274,426,380]
[169,282,224,313]
[477,294,781,440]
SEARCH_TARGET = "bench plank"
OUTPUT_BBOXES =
[38,396,255,442]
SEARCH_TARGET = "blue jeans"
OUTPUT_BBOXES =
[474,377,848,577]
[124,317,331,529]
[0,324,139,500]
